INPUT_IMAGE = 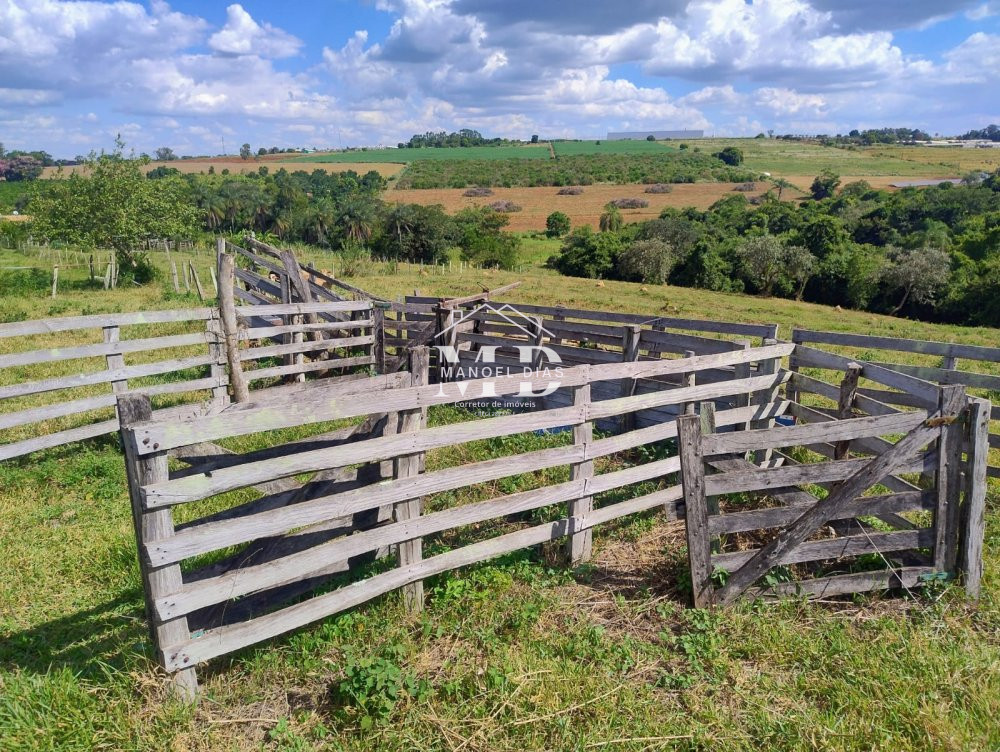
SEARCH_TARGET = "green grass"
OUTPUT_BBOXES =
[282,145,552,164]
[551,140,677,156]
[694,139,967,178]
[1,242,999,751]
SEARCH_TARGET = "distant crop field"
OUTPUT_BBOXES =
[41,160,405,179]
[283,145,552,163]
[389,182,772,231]
[550,140,677,156]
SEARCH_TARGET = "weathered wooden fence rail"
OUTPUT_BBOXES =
[119,342,794,697]
[0,299,376,461]
[792,328,1000,479]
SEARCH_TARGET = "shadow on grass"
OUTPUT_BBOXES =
[0,589,151,679]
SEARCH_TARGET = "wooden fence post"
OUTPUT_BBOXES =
[103,263,112,290]
[834,363,862,460]
[118,394,198,701]
[182,260,191,293]
[733,339,751,430]
[103,325,128,417]
[959,397,989,599]
[700,402,721,553]
[189,262,206,301]
[680,350,696,415]
[934,384,966,574]
[373,305,386,374]
[205,314,229,407]
[567,372,594,566]
[89,254,95,283]
[51,265,58,297]
[170,261,180,294]
[619,324,641,432]
[396,346,430,613]
[209,265,218,295]
[678,413,713,608]
[218,253,250,403]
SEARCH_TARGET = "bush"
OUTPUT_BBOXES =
[609,198,649,209]
[553,226,622,278]
[616,239,677,284]
[0,267,50,296]
[337,241,373,277]
[545,211,571,238]
[714,147,744,166]
[733,182,756,192]
[644,184,673,194]
[463,186,493,197]
[557,186,584,195]
[488,200,522,212]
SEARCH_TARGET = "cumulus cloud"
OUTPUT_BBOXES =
[208,4,303,58]
[1,0,998,155]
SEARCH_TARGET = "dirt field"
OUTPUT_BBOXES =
[389,182,772,231]
[41,159,405,179]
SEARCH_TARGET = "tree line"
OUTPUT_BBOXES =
[548,171,1000,327]
[19,143,522,281]
[398,129,521,149]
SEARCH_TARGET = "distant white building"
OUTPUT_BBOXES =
[606,130,704,140]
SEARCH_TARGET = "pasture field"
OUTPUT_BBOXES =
[284,145,553,163]
[388,182,772,232]
[694,138,988,180]
[1,242,999,751]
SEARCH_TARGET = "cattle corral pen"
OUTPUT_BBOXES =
[0,236,989,702]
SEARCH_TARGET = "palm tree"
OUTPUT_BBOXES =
[599,203,623,233]
[337,197,376,245]
[772,177,793,200]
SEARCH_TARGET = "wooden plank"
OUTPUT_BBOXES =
[714,397,956,605]
[239,335,374,362]
[218,252,250,403]
[134,343,795,453]
[243,355,374,383]
[792,344,941,407]
[242,320,373,339]
[713,529,934,570]
[793,328,1000,363]
[235,301,370,316]
[395,347,428,613]
[934,385,966,573]
[709,491,934,535]
[0,331,211,369]
[0,308,214,339]
[567,376,594,566]
[0,418,120,461]
[959,397,989,599]
[119,395,198,698]
[834,364,862,459]
[702,411,927,457]
[871,361,1000,392]
[0,354,217,401]
[678,414,713,607]
[745,566,935,600]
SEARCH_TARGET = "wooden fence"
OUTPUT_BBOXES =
[118,341,794,698]
[792,328,1000,478]
[0,300,375,461]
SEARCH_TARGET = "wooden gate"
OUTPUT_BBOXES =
[677,383,988,606]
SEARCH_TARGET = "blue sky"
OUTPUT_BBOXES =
[1,0,998,158]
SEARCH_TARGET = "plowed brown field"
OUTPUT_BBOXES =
[387,182,773,231]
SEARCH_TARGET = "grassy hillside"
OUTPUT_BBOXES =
[284,145,553,163]
[1,245,998,751]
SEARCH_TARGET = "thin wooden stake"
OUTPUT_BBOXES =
[568,374,594,566]
[51,265,58,297]
[218,253,250,403]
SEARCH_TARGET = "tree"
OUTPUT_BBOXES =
[453,207,521,269]
[376,203,452,263]
[772,177,793,200]
[552,226,622,279]
[810,169,841,200]
[545,211,571,238]
[782,244,816,300]
[155,147,177,161]
[735,235,786,296]
[646,134,656,142]
[240,143,252,160]
[714,147,744,166]
[599,203,623,232]
[28,140,197,278]
[257,147,268,156]
[0,155,43,181]
[882,246,951,315]
[616,239,676,284]
[530,134,539,144]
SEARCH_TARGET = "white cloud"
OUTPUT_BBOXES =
[208,4,303,58]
